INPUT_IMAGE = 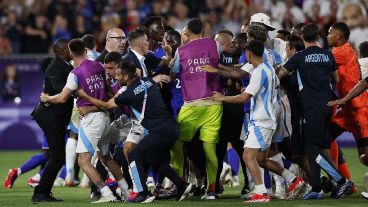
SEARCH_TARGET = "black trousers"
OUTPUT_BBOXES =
[303,106,342,192]
[34,122,66,195]
[216,103,247,190]
[129,126,185,195]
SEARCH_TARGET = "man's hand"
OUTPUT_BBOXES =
[163,44,172,55]
[40,93,50,103]
[200,65,218,73]
[327,98,346,108]
[212,91,225,102]
[153,74,170,84]
[77,106,89,116]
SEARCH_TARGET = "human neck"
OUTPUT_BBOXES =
[189,34,202,41]
[335,40,348,47]
[126,77,137,86]
[74,56,87,66]
[304,41,318,48]
[131,46,144,56]
[149,38,159,51]
[251,57,264,68]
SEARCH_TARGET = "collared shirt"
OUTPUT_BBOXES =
[131,48,148,77]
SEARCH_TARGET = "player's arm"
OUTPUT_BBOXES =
[212,91,252,104]
[328,79,368,107]
[77,87,118,110]
[40,87,73,104]
[277,66,289,80]
[331,70,339,83]
[200,64,249,78]
[158,45,173,68]
[77,106,102,116]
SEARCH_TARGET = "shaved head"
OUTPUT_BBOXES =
[105,27,126,53]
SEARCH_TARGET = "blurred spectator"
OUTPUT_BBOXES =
[172,1,190,32]
[71,15,90,38]
[0,64,20,103]
[203,19,214,38]
[0,25,12,54]
[341,3,368,50]
[51,15,71,43]
[4,11,22,53]
[24,7,50,53]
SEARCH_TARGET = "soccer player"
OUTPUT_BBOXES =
[170,18,223,199]
[278,23,352,199]
[326,22,368,168]
[76,61,193,203]
[212,40,304,202]
[40,39,130,203]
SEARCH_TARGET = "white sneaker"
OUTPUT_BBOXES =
[362,191,368,200]
[53,178,65,187]
[80,175,90,188]
[300,184,312,198]
[91,194,117,203]
[140,195,156,203]
[231,176,240,187]
[146,176,155,188]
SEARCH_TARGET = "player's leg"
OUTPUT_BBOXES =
[65,131,78,186]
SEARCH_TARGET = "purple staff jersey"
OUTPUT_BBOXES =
[65,59,109,107]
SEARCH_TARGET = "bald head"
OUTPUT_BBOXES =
[215,30,233,53]
[105,27,126,53]
[342,3,365,29]
[53,39,70,61]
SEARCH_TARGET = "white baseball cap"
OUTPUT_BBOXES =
[250,13,275,31]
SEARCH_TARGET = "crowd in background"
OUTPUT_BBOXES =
[0,0,368,54]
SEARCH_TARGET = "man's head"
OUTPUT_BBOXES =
[187,18,203,37]
[232,33,247,56]
[276,29,291,41]
[215,29,234,53]
[247,25,268,43]
[342,3,366,29]
[82,34,97,51]
[128,28,149,55]
[250,13,275,31]
[105,27,126,53]
[291,23,306,37]
[68,39,87,60]
[359,41,368,58]
[104,52,122,79]
[301,23,319,43]
[115,61,137,85]
[164,30,181,53]
[285,35,305,58]
[327,22,350,47]
[245,41,264,65]
[53,39,71,61]
[143,16,165,42]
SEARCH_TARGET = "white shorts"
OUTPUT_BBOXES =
[244,124,274,151]
[76,111,110,155]
[272,92,292,143]
[67,103,80,134]
[124,119,145,144]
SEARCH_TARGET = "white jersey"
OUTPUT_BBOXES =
[245,62,278,130]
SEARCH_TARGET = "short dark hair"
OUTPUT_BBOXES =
[248,25,268,43]
[301,23,319,43]
[245,41,264,57]
[68,39,86,56]
[117,61,137,79]
[166,30,181,42]
[216,29,233,37]
[234,33,248,42]
[287,35,305,52]
[359,41,368,58]
[104,52,122,64]
[187,18,203,35]
[143,16,162,29]
[277,29,291,39]
[164,25,175,32]
[331,22,350,40]
[127,28,146,44]
[82,34,96,50]
[53,39,69,57]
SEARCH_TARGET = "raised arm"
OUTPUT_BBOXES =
[212,91,252,104]
[200,64,249,78]
[328,79,368,107]
[77,87,118,110]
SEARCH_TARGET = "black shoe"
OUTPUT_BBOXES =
[176,183,193,201]
[32,193,62,202]
[192,185,206,197]
[240,184,250,196]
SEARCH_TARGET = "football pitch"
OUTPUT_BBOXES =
[0,149,367,207]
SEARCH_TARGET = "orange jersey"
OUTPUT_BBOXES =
[332,43,368,108]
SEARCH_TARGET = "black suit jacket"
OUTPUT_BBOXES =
[96,49,109,63]
[122,48,161,77]
[32,58,74,127]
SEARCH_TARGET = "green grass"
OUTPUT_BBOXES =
[0,149,367,206]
